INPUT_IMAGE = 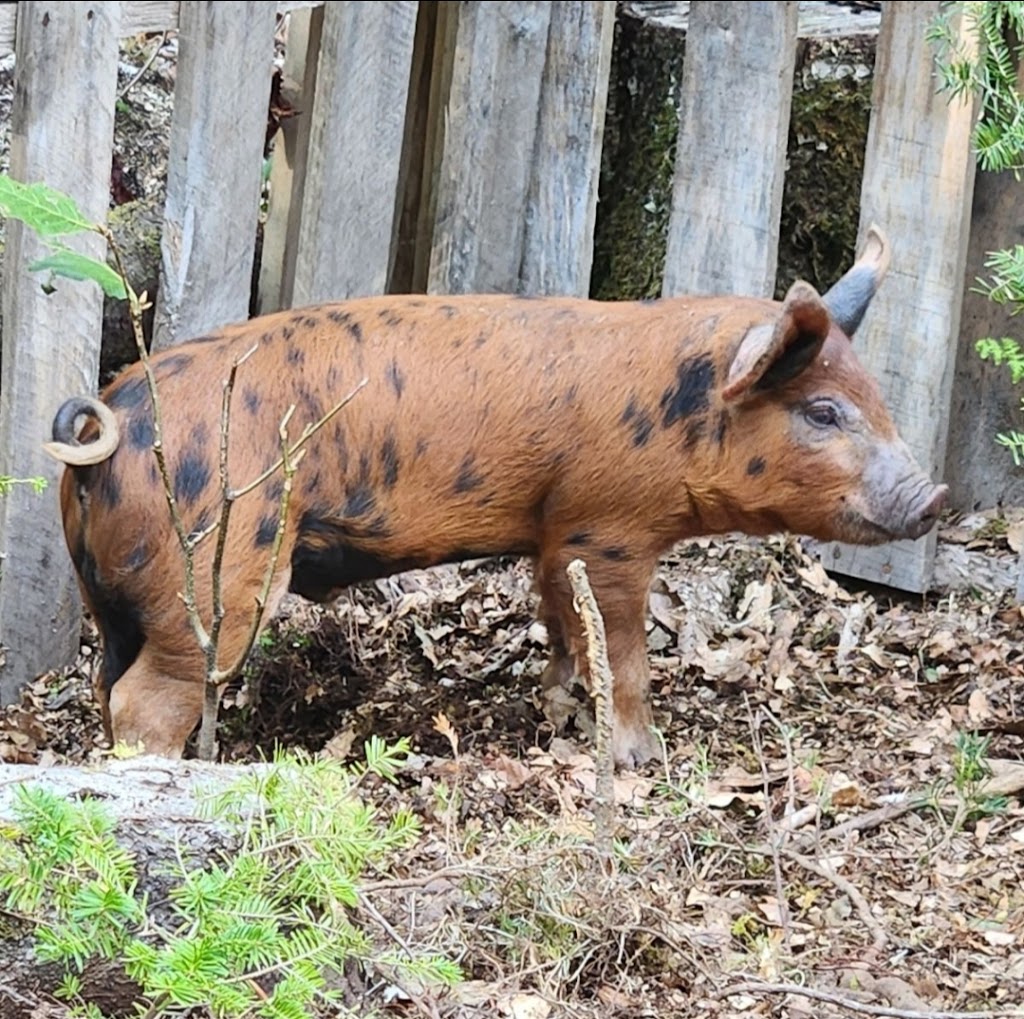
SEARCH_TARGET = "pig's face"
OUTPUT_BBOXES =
[707,226,948,546]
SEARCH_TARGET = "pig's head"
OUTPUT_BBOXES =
[710,225,947,546]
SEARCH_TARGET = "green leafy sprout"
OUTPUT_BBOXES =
[929,2,1024,466]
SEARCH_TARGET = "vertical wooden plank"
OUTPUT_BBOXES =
[152,0,277,348]
[0,2,120,704]
[427,1,552,295]
[291,0,418,306]
[662,1,798,299]
[257,5,324,315]
[520,0,615,296]
[945,166,1024,512]
[824,2,977,594]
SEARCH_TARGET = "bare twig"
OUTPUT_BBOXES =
[102,223,368,760]
[715,980,1024,1019]
[117,31,169,100]
[566,558,615,860]
[782,848,888,952]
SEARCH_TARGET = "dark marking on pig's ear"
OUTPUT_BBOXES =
[148,460,159,486]
[722,282,830,402]
[386,359,405,398]
[287,345,305,366]
[660,355,715,427]
[255,513,278,547]
[243,387,261,415]
[822,223,890,337]
[746,456,766,476]
[601,546,629,561]
[380,435,400,489]
[174,452,210,506]
[568,532,591,546]
[454,454,485,493]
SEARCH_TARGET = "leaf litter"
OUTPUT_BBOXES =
[3,514,1024,1017]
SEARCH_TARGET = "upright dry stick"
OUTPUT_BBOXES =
[566,558,615,858]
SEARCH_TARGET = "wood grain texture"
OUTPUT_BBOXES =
[662,1,798,298]
[0,2,120,703]
[152,1,277,347]
[291,0,418,305]
[0,2,326,57]
[945,167,1024,512]
[520,0,615,296]
[257,5,323,314]
[824,2,977,594]
[427,1,553,295]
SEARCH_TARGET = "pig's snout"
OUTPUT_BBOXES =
[902,483,948,540]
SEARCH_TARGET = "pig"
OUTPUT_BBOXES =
[44,224,947,766]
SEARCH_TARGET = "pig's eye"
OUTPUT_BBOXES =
[805,401,840,429]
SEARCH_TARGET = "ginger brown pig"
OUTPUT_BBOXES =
[45,225,946,766]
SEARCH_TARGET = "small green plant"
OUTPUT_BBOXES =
[0,475,47,496]
[951,730,1009,819]
[930,3,1024,465]
[928,1,1024,176]
[0,742,461,1018]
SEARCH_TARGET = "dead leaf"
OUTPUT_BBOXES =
[504,992,552,1019]
[433,713,459,757]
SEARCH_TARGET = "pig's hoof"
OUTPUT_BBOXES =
[612,724,660,770]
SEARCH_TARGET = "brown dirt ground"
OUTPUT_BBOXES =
[2,517,1023,1019]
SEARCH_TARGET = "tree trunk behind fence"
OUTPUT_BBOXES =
[0,3,120,705]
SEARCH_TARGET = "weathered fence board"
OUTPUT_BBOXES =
[662,0,798,298]
[290,0,418,306]
[428,1,554,295]
[520,0,615,295]
[0,2,120,704]
[257,5,324,315]
[427,0,613,297]
[824,2,977,594]
[0,2,327,58]
[945,167,1024,513]
[152,1,277,347]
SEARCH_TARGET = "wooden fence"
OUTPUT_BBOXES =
[0,1,995,706]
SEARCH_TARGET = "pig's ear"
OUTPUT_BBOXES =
[722,281,831,402]
[821,223,890,337]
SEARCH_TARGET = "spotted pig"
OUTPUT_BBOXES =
[45,225,946,766]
